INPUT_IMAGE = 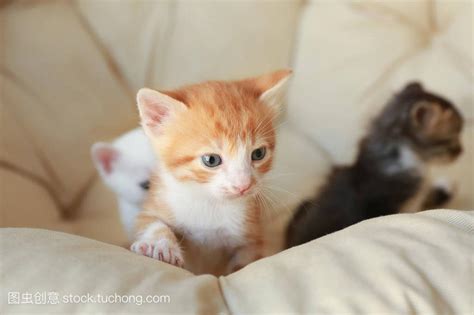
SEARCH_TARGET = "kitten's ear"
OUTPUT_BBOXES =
[91,142,119,175]
[244,69,292,112]
[402,81,424,94]
[411,101,443,130]
[136,88,187,136]
[258,69,293,111]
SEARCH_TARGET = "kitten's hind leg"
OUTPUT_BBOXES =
[422,178,456,210]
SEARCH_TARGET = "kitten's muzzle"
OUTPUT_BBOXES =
[226,178,255,197]
[232,183,252,196]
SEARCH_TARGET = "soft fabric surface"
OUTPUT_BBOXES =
[1,210,472,314]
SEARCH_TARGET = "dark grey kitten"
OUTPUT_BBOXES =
[286,82,463,248]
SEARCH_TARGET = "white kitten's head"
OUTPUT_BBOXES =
[91,129,155,205]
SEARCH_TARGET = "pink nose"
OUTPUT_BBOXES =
[233,182,252,195]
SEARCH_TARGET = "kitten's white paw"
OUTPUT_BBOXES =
[131,238,184,267]
[433,177,457,194]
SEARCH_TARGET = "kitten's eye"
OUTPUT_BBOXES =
[251,147,266,161]
[201,154,222,168]
[139,180,150,190]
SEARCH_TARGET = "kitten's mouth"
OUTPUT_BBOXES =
[224,187,255,199]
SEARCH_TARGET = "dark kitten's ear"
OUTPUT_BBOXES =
[402,81,424,94]
[411,101,442,130]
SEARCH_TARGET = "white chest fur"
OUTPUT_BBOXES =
[384,145,424,175]
[161,174,248,249]
[394,146,434,213]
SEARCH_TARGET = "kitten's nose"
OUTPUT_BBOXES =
[236,184,251,195]
[232,180,252,195]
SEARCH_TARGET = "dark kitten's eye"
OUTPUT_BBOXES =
[201,154,222,168]
[139,180,150,190]
[251,147,266,161]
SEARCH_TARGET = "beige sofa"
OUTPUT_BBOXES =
[1,1,473,313]
[2,210,473,313]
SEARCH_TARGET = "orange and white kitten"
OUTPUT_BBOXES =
[131,70,292,275]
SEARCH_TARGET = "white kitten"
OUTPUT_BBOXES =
[91,128,156,240]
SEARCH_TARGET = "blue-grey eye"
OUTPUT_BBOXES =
[139,180,150,190]
[201,154,222,168]
[251,147,266,161]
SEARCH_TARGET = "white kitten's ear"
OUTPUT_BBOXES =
[91,142,119,175]
[254,69,293,112]
[136,88,187,136]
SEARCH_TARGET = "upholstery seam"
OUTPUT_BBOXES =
[217,276,233,315]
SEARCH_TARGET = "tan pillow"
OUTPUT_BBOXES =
[1,210,473,313]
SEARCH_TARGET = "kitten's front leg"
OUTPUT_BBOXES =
[131,212,184,268]
[422,177,457,210]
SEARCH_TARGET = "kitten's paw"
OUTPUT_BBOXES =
[433,177,457,194]
[427,178,458,208]
[131,238,184,267]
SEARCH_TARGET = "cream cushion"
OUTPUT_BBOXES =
[1,210,473,314]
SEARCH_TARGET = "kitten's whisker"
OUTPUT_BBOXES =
[257,191,278,219]
[257,120,287,137]
[255,190,274,218]
[260,186,293,217]
[254,109,280,134]
[263,172,298,179]
[254,111,273,134]
[263,194,293,221]
[264,185,299,198]
[255,187,276,213]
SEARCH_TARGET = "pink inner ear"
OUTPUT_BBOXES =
[145,105,168,128]
[97,147,118,174]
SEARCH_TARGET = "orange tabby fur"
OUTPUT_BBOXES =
[132,70,291,275]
